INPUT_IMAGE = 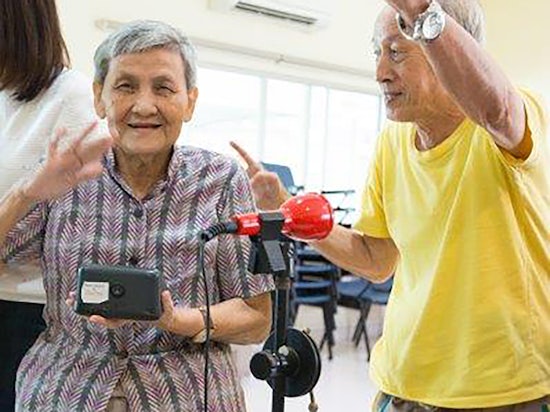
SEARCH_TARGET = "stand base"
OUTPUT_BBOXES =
[261,328,322,397]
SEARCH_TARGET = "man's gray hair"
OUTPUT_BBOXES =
[439,0,485,43]
[93,20,197,88]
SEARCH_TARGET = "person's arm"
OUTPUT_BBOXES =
[390,0,530,158]
[0,187,37,248]
[78,290,271,344]
[310,224,399,282]
[231,141,399,282]
[158,292,271,344]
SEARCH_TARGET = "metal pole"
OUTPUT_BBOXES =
[271,275,291,412]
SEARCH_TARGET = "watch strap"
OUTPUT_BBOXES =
[191,305,215,344]
[396,0,445,43]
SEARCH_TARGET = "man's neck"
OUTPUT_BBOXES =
[414,105,466,151]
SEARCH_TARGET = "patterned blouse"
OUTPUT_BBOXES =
[1,146,274,412]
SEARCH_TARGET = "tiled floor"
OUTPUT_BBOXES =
[238,304,386,412]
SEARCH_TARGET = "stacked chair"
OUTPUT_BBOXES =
[336,275,394,361]
[290,243,339,360]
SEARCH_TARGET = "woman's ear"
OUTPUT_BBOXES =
[183,87,199,122]
[93,82,106,118]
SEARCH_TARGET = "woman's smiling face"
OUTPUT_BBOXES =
[94,47,198,158]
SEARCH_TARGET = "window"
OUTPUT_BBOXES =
[262,79,309,183]
[323,89,381,193]
[185,66,382,214]
[185,68,262,156]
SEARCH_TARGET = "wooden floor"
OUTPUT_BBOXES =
[238,304,387,412]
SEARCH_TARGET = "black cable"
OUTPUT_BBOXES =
[200,221,237,242]
[197,221,238,412]
[198,238,211,412]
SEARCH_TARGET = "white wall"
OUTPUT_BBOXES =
[57,0,550,103]
[481,0,550,103]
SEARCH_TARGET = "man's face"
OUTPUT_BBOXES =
[373,7,444,122]
[94,48,198,157]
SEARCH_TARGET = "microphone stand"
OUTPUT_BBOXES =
[247,212,321,412]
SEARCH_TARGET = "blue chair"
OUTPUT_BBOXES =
[337,275,393,361]
[261,162,303,195]
[291,244,339,360]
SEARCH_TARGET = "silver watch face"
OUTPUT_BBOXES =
[422,13,444,40]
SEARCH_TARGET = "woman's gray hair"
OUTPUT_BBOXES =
[439,0,485,44]
[93,20,197,88]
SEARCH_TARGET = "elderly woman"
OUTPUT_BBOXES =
[0,20,273,411]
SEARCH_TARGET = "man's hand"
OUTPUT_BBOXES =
[21,122,112,202]
[229,141,291,210]
[384,0,430,24]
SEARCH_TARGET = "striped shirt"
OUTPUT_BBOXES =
[1,145,274,412]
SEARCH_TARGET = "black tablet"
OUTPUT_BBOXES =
[75,264,162,321]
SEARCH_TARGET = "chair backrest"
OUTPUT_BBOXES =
[371,276,393,293]
[261,162,303,194]
[292,244,339,298]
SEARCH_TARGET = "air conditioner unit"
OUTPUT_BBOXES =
[209,0,332,28]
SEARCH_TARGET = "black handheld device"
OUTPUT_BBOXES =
[75,264,162,320]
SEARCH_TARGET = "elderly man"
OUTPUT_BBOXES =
[1,20,273,411]
[232,0,550,410]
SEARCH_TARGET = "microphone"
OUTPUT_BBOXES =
[200,193,334,242]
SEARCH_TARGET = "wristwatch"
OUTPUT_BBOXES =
[396,0,446,43]
[191,305,215,344]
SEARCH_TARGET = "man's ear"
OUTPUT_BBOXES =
[183,87,199,122]
[93,82,106,118]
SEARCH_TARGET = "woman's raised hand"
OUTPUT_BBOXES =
[22,122,112,202]
[229,141,291,210]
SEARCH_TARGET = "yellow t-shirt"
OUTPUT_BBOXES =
[355,90,550,408]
